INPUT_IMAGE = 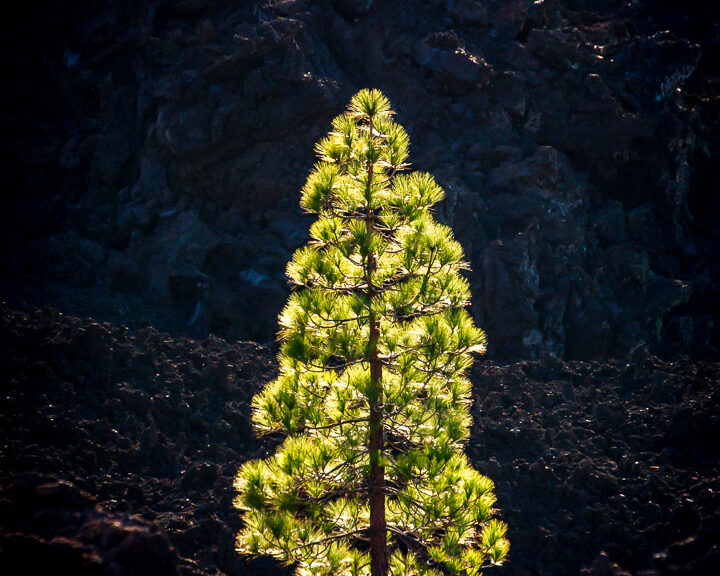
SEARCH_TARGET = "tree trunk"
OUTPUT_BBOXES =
[368,316,387,576]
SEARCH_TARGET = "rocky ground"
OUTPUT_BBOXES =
[1,305,718,576]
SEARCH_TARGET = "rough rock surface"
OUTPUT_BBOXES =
[0,476,179,576]
[2,0,719,359]
[1,306,718,576]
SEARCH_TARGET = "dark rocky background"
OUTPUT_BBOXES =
[1,1,719,575]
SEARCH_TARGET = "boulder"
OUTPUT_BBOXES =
[413,32,492,88]
[0,476,179,576]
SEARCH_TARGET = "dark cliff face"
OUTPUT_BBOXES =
[2,0,719,360]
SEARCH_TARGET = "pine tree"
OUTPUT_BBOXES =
[234,89,509,576]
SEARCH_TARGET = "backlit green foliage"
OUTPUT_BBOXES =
[234,89,508,576]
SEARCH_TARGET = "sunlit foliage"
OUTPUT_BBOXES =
[234,89,508,576]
